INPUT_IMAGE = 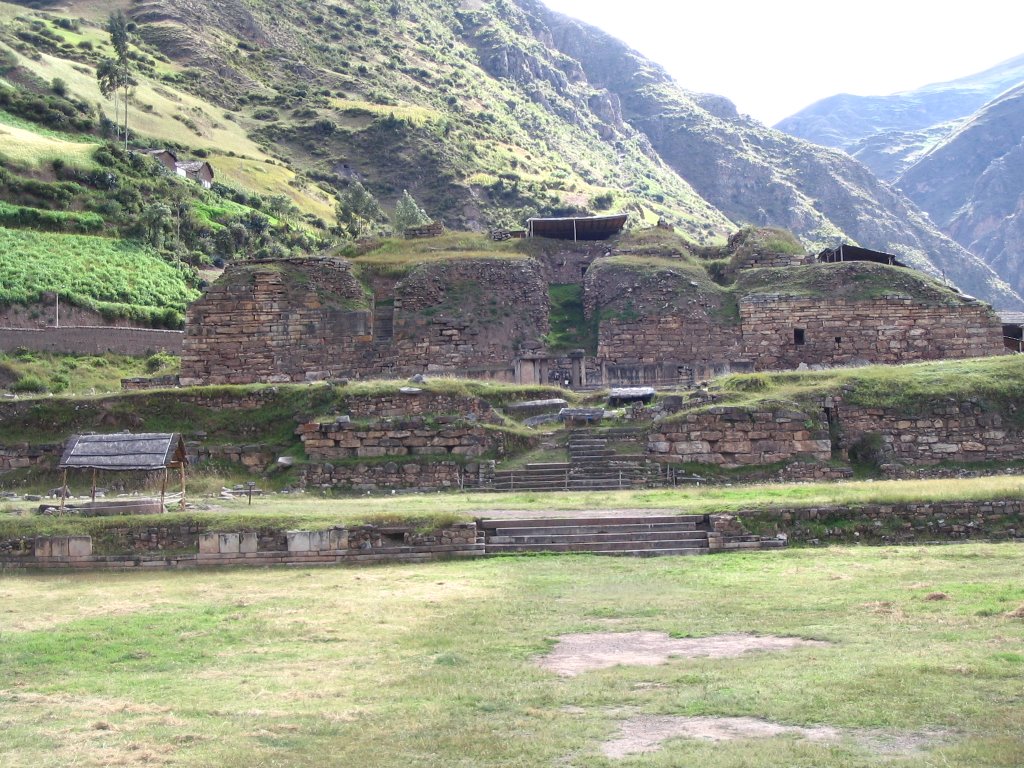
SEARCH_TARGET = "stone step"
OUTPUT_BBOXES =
[487,542,709,556]
[486,521,701,537]
[481,515,705,526]
[489,530,708,545]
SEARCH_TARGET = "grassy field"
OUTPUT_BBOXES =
[4,475,1024,541]
[0,543,1022,767]
[0,112,99,169]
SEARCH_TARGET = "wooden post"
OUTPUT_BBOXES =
[179,462,186,512]
[160,468,167,512]
[91,468,96,503]
[59,469,68,514]
[573,219,577,242]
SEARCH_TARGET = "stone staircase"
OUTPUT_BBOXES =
[480,514,784,557]
[567,431,649,491]
[488,429,652,492]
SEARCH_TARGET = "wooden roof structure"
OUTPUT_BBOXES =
[817,243,907,268]
[59,433,187,472]
[526,213,628,241]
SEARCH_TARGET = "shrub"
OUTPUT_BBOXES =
[11,374,47,394]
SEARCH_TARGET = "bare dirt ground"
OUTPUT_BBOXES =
[601,715,950,759]
[537,631,830,677]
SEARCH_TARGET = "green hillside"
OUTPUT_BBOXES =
[0,226,198,325]
[0,0,1018,316]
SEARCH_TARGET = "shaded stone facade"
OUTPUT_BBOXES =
[835,398,1024,466]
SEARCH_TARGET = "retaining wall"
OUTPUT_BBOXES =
[0,327,183,355]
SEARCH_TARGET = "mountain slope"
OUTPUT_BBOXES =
[530,1,1020,306]
[0,0,1020,309]
[897,83,1024,298]
[775,53,1024,155]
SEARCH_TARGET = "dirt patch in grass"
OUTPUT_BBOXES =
[601,715,950,759]
[538,631,829,676]
[602,715,839,757]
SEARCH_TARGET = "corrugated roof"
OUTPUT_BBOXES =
[59,433,187,471]
[999,311,1024,325]
[527,214,628,240]
[817,244,907,268]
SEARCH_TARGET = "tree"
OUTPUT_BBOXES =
[106,11,135,149]
[96,58,120,138]
[335,181,384,238]
[391,189,430,234]
[140,203,172,249]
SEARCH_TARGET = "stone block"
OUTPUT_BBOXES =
[218,533,241,554]
[287,531,312,552]
[33,537,52,558]
[68,536,92,558]
[239,532,259,554]
[198,533,220,554]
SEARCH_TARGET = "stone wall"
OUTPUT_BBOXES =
[342,390,499,421]
[0,442,62,471]
[390,258,549,375]
[301,460,480,492]
[181,257,372,385]
[297,418,497,460]
[740,500,1024,544]
[647,406,832,467]
[740,296,1005,370]
[585,261,743,370]
[182,256,548,385]
[0,327,183,356]
[835,398,1024,465]
[0,522,483,569]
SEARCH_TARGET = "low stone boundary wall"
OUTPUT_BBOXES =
[0,327,183,355]
[740,500,1024,544]
[0,524,483,570]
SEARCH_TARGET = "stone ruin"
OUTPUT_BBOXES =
[179,230,1006,388]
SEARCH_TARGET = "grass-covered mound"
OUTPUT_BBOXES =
[737,261,968,304]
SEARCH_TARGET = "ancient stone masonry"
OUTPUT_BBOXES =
[182,256,549,384]
[647,406,832,468]
[342,391,501,421]
[297,418,497,460]
[0,442,62,471]
[584,261,744,380]
[741,296,1004,370]
[390,257,549,376]
[301,460,481,492]
[835,398,1024,465]
[181,257,371,385]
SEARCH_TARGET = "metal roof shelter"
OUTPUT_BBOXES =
[58,433,188,513]
[526,213,628,241]
[817,244,907,268]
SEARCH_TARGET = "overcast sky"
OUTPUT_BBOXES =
[540,0,1024,125]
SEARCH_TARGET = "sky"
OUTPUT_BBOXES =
[540,0,1024,125]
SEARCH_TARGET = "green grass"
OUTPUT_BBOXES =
[0,350,176,396]
[4,475,1024,539]
[0,226,199,326]
[0,109,98,169]
[546,283,598,353]
[349,233,526,275]
[1,543,1022,766]
[704,356,1024,419]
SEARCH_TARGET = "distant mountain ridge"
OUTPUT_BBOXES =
[775,53,1024,301]
[775,54,1024,166]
